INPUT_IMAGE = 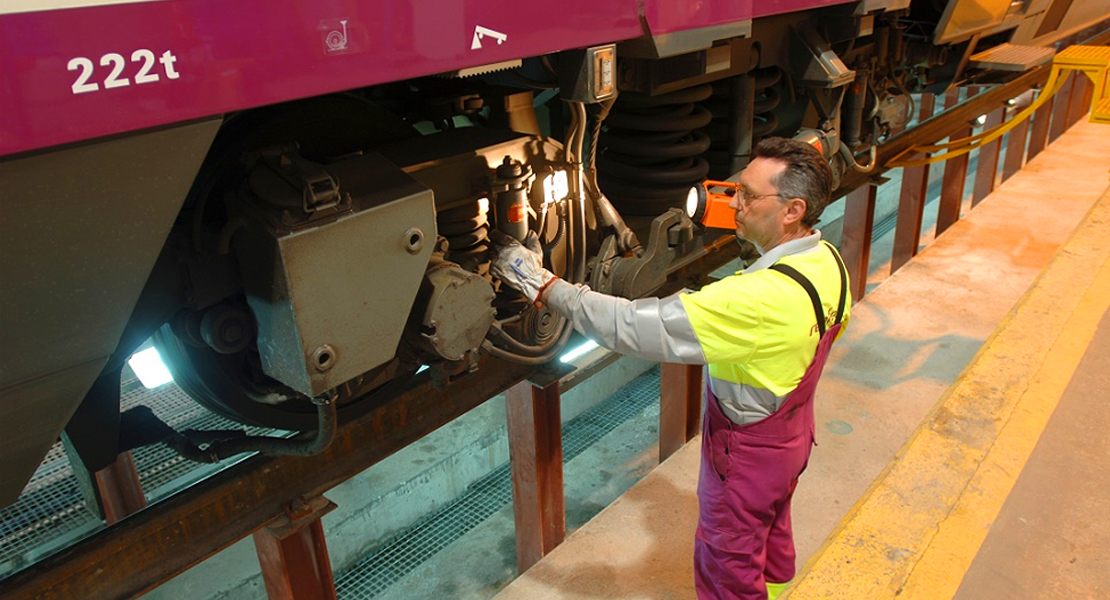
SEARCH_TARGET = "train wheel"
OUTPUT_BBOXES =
[160,94,422,430]
[153,319,322,431]
[154,312,417,432]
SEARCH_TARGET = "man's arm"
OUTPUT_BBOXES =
[542,280,706,365]
[490,232,706,364]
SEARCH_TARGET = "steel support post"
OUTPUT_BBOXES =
[891,158,927,274]
[659,363,702,461]
[93,451,148,525]
[842,183,876,302]
[1049,72,1077,143]
[253,496,338,600]
[937,89,971,236]
[1067,74,1092,127]
[64,438,147,526]
[1002,109,1030,183]
[1027,88,1054,161]
[890,94,936,274]
[971,107,1005,208]
[1078,73,1095,120]
[506,379,565,573]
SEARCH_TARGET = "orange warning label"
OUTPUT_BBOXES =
[508,203,526,223]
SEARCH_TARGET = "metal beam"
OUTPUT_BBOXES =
[1067,73,1092,126]
[507,380,565,573]
[1049,72,1076,142]
[253,496,338,600]
[842,184,877,302]
[892,94,938,272]
[891,158,928,274]
[1026,93,1054,161]
[971,107,1005,208]
[94,452,147,526]
[659,363,702,461]
[1001,109,1030,182]
[937,90,970,236]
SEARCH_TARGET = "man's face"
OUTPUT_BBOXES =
[728,157,788,251]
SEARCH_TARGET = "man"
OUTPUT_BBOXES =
[491,137,850,600]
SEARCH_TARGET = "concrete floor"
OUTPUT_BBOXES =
[954,306,1110,600]
[491,118,1110,599]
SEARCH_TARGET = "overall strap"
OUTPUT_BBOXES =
[768,242,849,338]
[770,263,827,337]
[824,241,848,327]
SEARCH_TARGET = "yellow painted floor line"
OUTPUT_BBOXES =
[901,243,1110,598]
[786,186,1110,600]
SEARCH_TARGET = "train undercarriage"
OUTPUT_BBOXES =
[1,0,1106,516]
[63,7,928,478]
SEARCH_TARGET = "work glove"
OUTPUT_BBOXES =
[489,230,557,303]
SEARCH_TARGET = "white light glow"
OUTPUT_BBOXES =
[976,114,987,126]
[542,170,570,204]
[686,186,701,218]
[127,347,174,389]
[560,339,600,363]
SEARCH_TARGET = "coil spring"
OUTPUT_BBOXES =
[700,67,786,179]
[437,201,489,273]
[753,67,783,140]
[597,84,713,215]
[702,81,734,179]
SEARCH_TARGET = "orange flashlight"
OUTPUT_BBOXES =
[685,179,739,230]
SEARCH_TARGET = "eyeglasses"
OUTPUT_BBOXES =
[735,189,784,208]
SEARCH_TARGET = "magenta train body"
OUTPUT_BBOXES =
[0,0,1102,506]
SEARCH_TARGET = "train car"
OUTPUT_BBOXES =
[0,0,1104,507]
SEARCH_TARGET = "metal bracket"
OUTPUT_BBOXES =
[589,209,695,299]
[792,23,855,89]
[262,148,343,213]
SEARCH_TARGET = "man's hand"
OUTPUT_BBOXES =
[489,230,556,303]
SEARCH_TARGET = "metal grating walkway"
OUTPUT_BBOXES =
[335,365,662,599]
[0,444,100,575]
[0,379,281,578]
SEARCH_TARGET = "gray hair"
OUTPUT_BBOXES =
[752,137,833,228]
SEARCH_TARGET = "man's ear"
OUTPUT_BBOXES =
[782,197,807,226]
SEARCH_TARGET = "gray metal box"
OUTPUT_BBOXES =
[237,154,436,397]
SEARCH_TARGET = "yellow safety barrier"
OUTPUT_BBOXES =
[1093,96,1110,125]
[1054,44,1110,106]
[888,44,1110,168]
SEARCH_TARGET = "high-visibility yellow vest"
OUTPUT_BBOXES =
[679,241,851,396]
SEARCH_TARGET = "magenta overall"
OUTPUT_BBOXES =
[694,251,848,600]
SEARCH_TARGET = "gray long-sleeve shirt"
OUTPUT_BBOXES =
[545,232,848,424]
